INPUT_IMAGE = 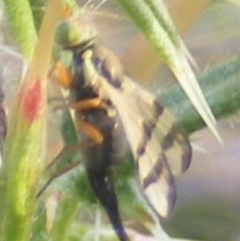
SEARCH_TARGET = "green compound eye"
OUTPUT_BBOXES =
[55,21,80,47]
[55,19,96,48]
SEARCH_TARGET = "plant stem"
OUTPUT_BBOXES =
[3,0,37,59]
[159,56,240,134]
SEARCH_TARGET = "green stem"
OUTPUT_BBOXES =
[3,0,37,59]
[116,0,179,64]
[160,56,240,134]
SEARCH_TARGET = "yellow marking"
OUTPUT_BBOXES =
[53,62,72,89]
[76,119,103,143]
[53,98,108,113]
[68,98,107,111]
[155,110,175,137]
[144,174,170,217]
[165,140,183,175]
[138,135,163,180]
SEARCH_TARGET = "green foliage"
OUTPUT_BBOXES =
[1,0,240,241]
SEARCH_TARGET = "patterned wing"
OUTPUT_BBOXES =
[82,46,192,218]
[102,77,191,217]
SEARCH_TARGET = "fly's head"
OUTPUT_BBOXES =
[55,13,97,49]
[53,19,97,92]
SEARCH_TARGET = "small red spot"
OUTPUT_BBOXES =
[21,78,43,123]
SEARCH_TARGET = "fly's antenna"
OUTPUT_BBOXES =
[74,0,109,42]
[91,0,108,15]
[81,0,120,22]
[81,0,93,14]
[82,0,108,19]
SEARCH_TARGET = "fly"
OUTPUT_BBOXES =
[49,19,192,241]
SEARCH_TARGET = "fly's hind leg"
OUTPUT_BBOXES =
[37,119,104,198]
[37,92,108,198]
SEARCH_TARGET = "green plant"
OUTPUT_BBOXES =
[0,0,240,241]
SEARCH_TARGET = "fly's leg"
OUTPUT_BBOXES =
[42,91,130,240]
[36,159,81,199]
[37,119,103,198]
[54,97,108,113]
[38,96,106,197]
[67,98,107,111]
[50,61,72,89]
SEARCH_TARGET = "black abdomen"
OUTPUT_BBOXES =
[70,48,129,241]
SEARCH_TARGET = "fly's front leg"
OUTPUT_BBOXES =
[50,61,72,89]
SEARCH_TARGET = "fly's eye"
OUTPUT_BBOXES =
[55,19,97,49]
[55,21,80,48]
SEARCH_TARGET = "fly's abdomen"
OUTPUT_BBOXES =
[80,107,129,241]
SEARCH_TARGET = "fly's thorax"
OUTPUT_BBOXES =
[54,17,125,91]
[91,44,125,89]
[69,43,124,107]
[66,41,97,97]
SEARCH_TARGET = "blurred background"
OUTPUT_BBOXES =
[1,0,240,240]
